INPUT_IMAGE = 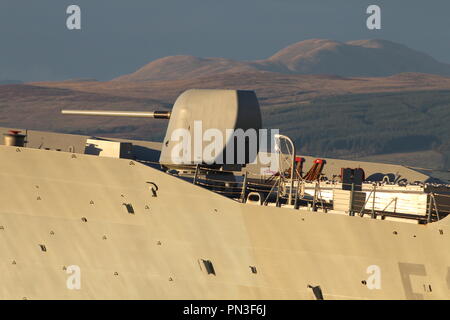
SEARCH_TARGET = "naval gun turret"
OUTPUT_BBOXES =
[62,89,262,172]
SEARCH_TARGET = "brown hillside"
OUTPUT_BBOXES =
[2,71,450,172]
[114,39,450,81]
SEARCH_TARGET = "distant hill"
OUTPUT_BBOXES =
[114,39,450,81]
[0,70,447,172]
[114,56,258,82]
[62,78,98,82]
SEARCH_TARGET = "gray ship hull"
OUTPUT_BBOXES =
[0,144,448,299]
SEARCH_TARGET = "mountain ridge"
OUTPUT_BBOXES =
[114,39,450,82]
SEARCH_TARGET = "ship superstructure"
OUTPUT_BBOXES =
[0,89,449,299]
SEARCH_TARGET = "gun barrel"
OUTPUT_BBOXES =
[61,110,171,119]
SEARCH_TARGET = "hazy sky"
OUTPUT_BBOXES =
[1,0,449,81]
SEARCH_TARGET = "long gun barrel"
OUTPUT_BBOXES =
[61,110,171,119]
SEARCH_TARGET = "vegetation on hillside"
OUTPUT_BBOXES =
[265,90,450,169]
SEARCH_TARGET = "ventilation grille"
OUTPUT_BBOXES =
[123,203,135,214]
[201,259,216,275]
